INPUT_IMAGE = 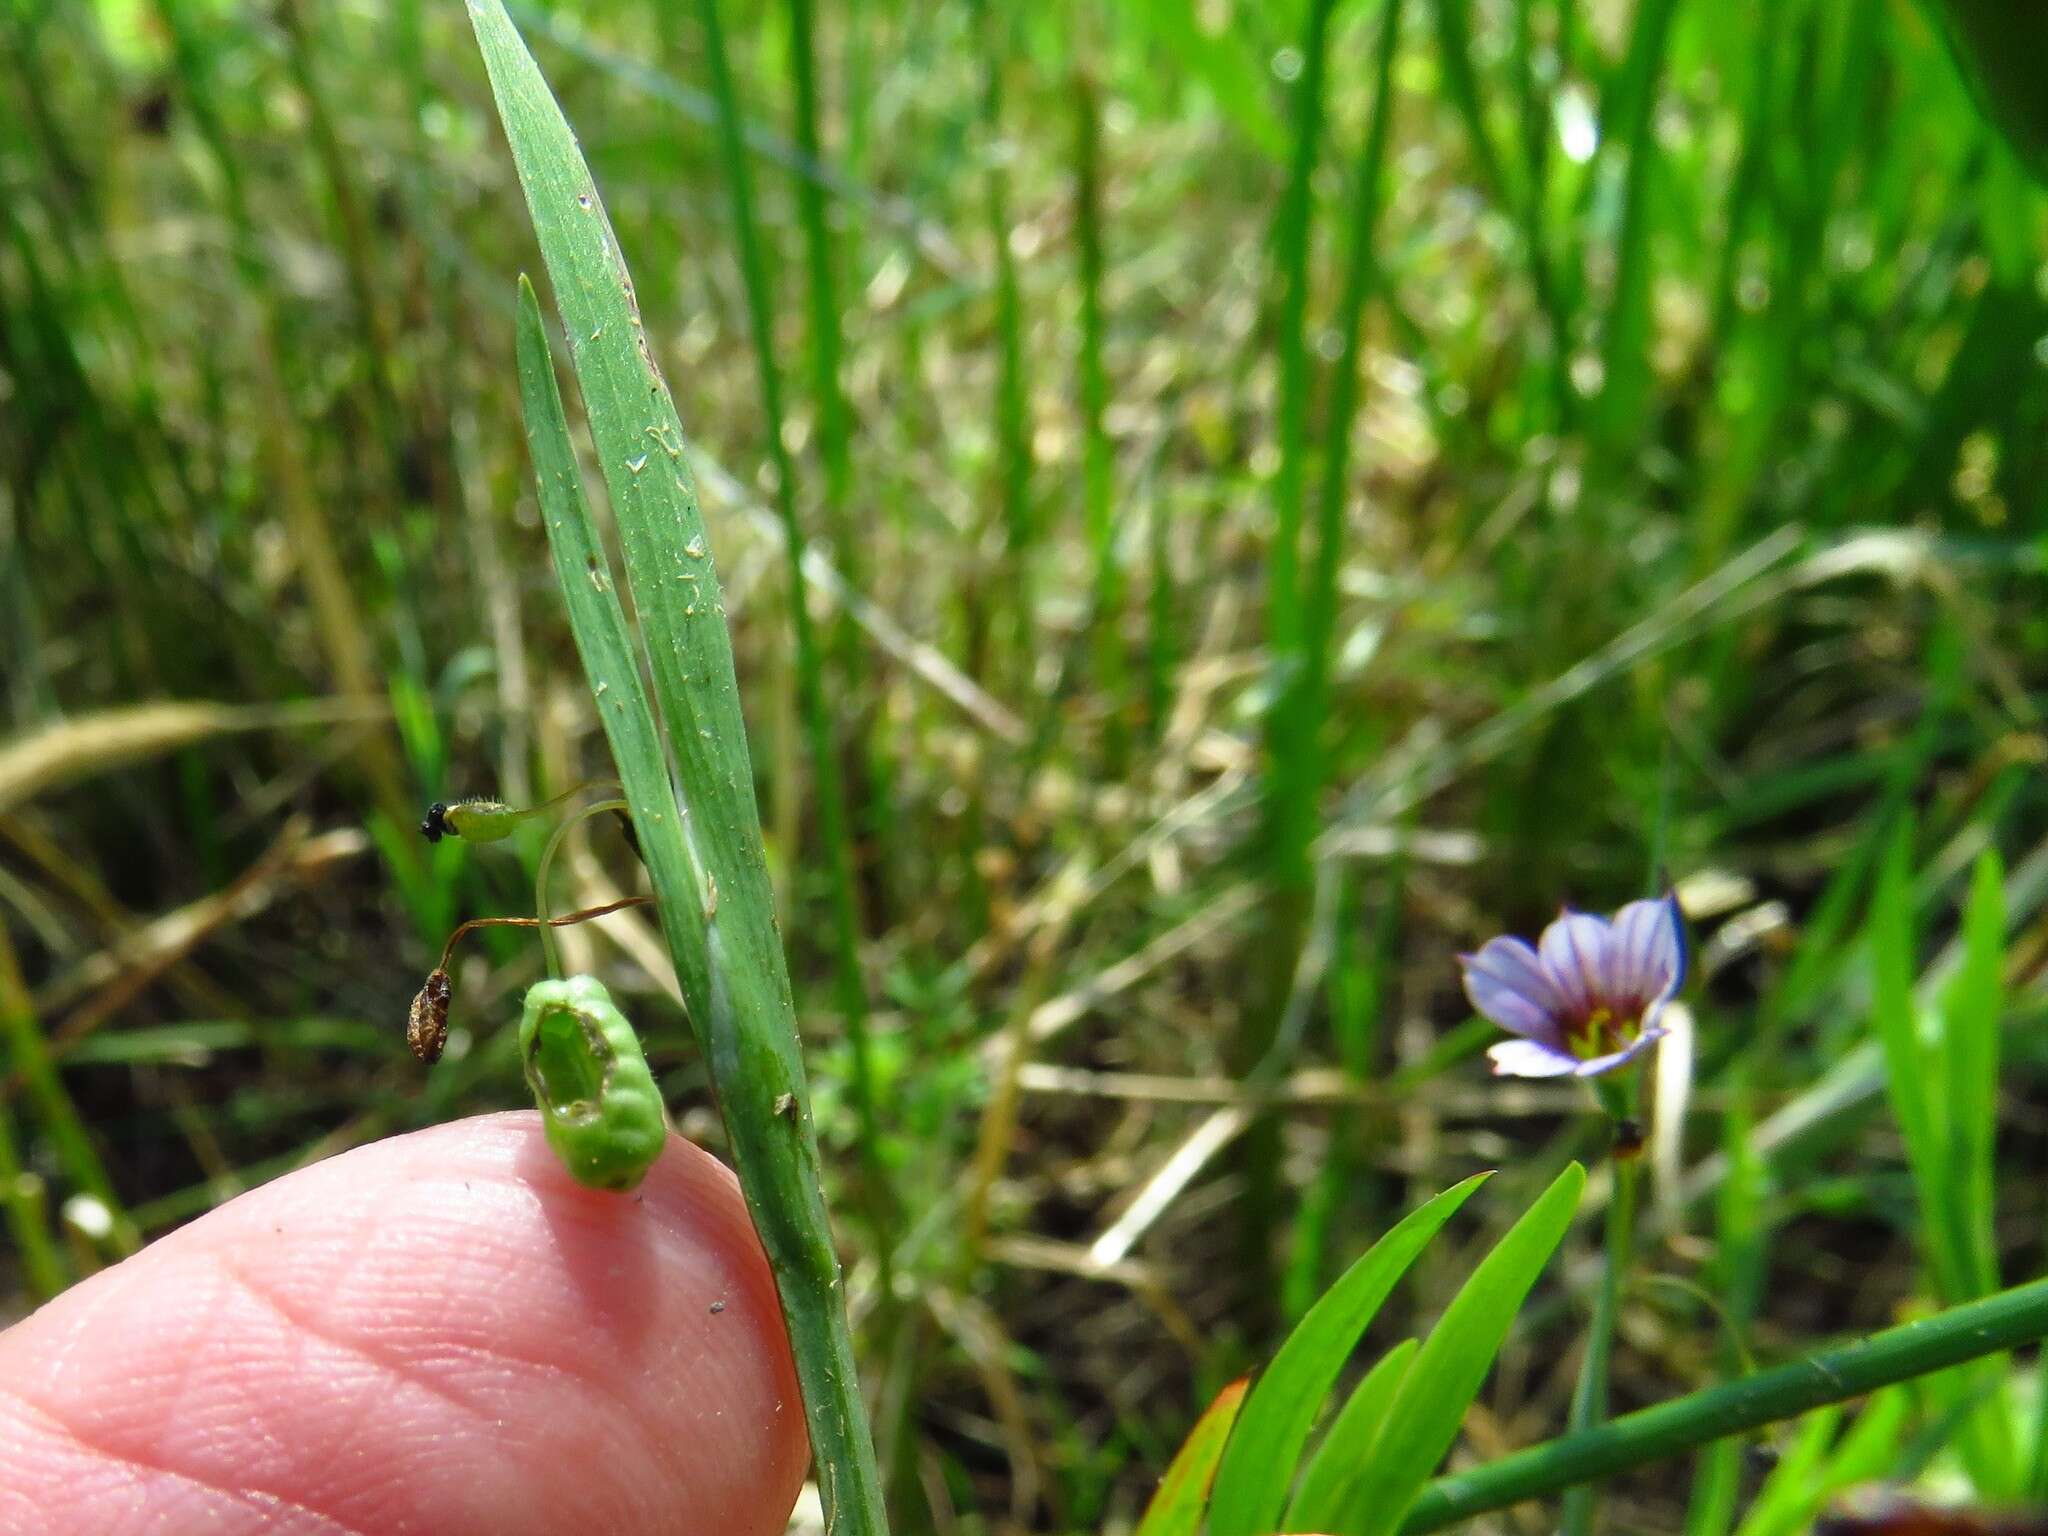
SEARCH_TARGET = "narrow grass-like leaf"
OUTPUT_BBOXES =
[1732,1390,1908,1536]
[1241,0,1338,1311]
[1590,0,1681,460]
[692,0,889,1252]
[1932,0,2048,179]
[1332,1161,1586,1536]
[1870,822,1957,1292]
[1731,1407,1840,1536]
[1073,61,1126,763]
[1208,1171,1490,1536]
[471,5,889,1530]
[1941,849,2004,1298]
[1287,1338,1421,1531]
[1428,0,1508,205]
[1127,0,1285,157]
[1134,1377,1250,1536]
[0,1094,65,1298]
[1294,0,1404,821]
[1402,1275,2048,1533]
[978,0,1034,647]
[1930,847,2016,1492]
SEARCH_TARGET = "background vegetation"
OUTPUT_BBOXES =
[3,0,2045,1530]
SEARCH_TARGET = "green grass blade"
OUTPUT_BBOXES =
[1287,1338,1421,1531]
[470,5,889,1531]
[1428,0,1509,206]
[1134,1377,1250,1536]
[692,0,890,1256]
[1935,847,2017,1491]
[1870,821,1964,1299]
[1942,849,2004,1297]
[1296,0,1404,798]
[0,1092,66,1298]
[1732,1390,1908,1536]
[1332,1162,1586,1536]
[1073,61,1127,763]
[978,0,1034,653]
[1207,1171,1490,1536]
[1241,0,1337,1320]
[785,0,856,592]
[1729,1405,1840,1536]
[1127,0,1286,157]
[1589,0,1681,460]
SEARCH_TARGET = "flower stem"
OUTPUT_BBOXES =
[1562,1084,1644,1536]
[533,798,629,979]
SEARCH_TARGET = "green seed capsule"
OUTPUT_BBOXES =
[519,975,666,1192]
[421,798,525,843]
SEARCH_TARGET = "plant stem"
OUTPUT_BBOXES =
[1561,1129,1641,1536]
[533,798,630,977]
[1400,1274,2048,1533]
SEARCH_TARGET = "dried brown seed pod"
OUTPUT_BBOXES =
[408,969,453,1064]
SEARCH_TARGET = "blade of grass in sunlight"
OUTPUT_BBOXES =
[469,4,888,1530]
[512,272,888,1534]
[1334,1161,1586,1536]
[1286,1338,1420,1531]
[1206,1171,1489,1536]
[1873,830,2016,1490]
[1588,0,1681,462]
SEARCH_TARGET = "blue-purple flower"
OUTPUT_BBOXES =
[1458,893,1686,1078]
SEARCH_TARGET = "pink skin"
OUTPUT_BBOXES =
[0,1113,810,1535]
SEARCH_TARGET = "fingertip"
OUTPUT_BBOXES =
[0,1113,809,1536]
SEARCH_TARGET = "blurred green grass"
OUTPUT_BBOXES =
[2,0,2046,1529]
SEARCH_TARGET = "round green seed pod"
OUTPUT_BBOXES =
[439,798,525,842]
[519,975,667,1192]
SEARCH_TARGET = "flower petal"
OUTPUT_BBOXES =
[1569,1025,1666,1078]
[1537,910,1610,1017]
[1460,938,1566,1039]
[1608,893,1685,1011]
[1487,1038,1582,1078]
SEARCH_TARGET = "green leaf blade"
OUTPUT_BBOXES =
[1287,1338,1422,1533]
[1207,1172,1491,1536]
[470,7,889,1532]
[1334,1162,1587,1536]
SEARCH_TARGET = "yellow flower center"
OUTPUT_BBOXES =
[1568,1006,1632,1060]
